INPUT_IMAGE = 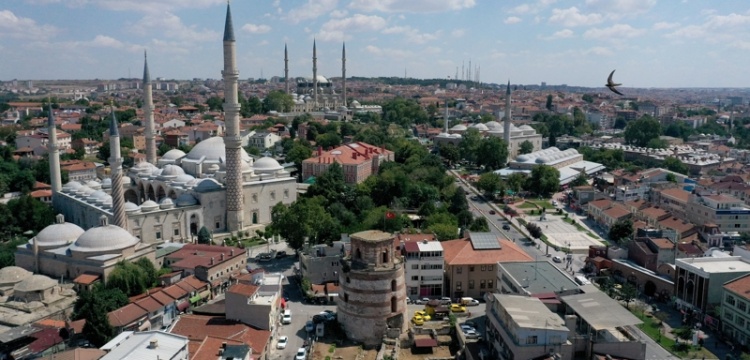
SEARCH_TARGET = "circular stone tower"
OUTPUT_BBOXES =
[337,230,407,347]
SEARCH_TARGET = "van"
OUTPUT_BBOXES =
[461,297,479,306]
[574,275,591,286]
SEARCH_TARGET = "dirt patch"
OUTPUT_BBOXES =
[311,341,377,360]
[398,345,454,360]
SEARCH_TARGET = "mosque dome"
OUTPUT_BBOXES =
[159,197,175,210]
[151,168,163,177]
[176,193,199,207]
[131,161,157,175]
[173,174,195,184]
[471,123,489,131]
[72,222,139,253]
[77,186,95,197]
[162,149,186,161]
[519,125,534,131]
[14,275,56,292]
[102,195,113,208]
[450,133,462,138]
[160,164,185,177]
[0,266,31,285]
[537,156,551,164]
[485,121,502,130]
[124,201,140,213]
[253,157,283,173]
[194,178,223,193]
[350,100,362,108]
[516,154,531,162]
[62,181,82,192]
[140,200,159,212]
[87,190,107,204]
[450,124,467,131]
[86,180,101,190]
[101,178,112,189]
[185,136,251,163]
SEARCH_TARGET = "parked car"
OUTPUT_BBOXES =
[464,320,478,328]
[256,253,273,262]
[415,310,431,321]
[305,320,314,332]
[414,298,430,305]
[502,224,511,230]
[553,256,562,263]
[488,210,496,215]
[461,297,480,306]
[275,251,287,258]
[412,315,425,326]
[451,304,466,313]
[440,297,452,305]
[276,336,288,349]
[281,310,292,324]
[460,324,475,332]
[463,329,479,339]
[295,347,307,360]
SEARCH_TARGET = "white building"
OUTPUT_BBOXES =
[495,147,605,186]
[402,239,444,298]
[100,331,189,360]
[247,131,281,151]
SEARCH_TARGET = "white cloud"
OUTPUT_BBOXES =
[665,25,706,40]
[259,40,269,46]
[363,44,412,58]
[509,0,557,15]
[131,12,218,42]
[317,14,387,41]
[365,45,381,55]
[242,23,272,34]
[584,24,646,39]
[382,26,440,44]
[30,34,141,53]
[543,29,574,40]
[286,0,338,23]
[349,0,475,13]
[0,10,59,40]
[583,46,613,56]
[504,16,522,24]
[65,0,225,13]
[549,7,603,27]
[451,29,465,38]
[653,22,679,30]
[584,0,656,15]
[705,13,750,28]
[330,9,348,18]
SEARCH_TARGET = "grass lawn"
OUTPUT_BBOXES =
[238,238,268,248]
[632,310,717,359]
[518,202,538,209]
[527,199,555,209]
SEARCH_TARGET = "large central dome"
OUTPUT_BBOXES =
[185,137,251,162]
[71,225,139,253]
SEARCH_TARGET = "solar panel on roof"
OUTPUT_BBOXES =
[470,233,501,250]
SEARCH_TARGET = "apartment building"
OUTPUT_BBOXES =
[654,187,690,218]
[299,241,346,285]
[225,272,283,331]
[302,142,394,184]
[721,274,750,346]
[402,238,444,298]
[686,192,750,233]
[674,257,750,313]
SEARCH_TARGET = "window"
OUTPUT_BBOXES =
[727,295,737,307]
[468,280,475,289]
[284,189,289,199]
[725,312,734,322]
[739,302,747,312]
[488,280,494,289]
[174,228,179,236]
[456,267,462,274]
[481,265,486,271]
[738,317,746,327]
[488,265,494,271]
[526,336,538,345]
[391,280,397,291]
[156,231,162,240]
[412,276,419,281]
[456,281,462,290]
[344,293,349,302]
[480,280,486,289]
[469,266,475,272]
[412,264,419,270]
[252,194,258,203]
[346,277,350,283]
[270,191,276,200]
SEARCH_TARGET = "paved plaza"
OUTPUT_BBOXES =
[524,213,604,252]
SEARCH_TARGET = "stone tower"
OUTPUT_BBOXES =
[284,43,289,94]
[312,39,318,107]
[337,230,407,347]
[222,3,244,232]
[47,104,62,208]
[109,107,128,229]
[143,51,157,165]
[504,80,512,147]
[342,42,347,106]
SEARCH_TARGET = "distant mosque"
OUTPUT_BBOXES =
[284,41,350,114]
[44,3,297,249]
[434,81,543,158]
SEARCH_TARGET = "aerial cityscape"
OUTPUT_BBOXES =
[2,1,750,360]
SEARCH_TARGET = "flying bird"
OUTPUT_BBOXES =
[606,70,623,96]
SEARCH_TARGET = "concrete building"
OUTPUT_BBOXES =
[299,241,346,285]
[336,230,407,347]
[496,260,579,297]
[443,232,532,300]
[246,131,281,151]
[100,331,189,360]
[674,256,750,313]
[485,294,573,360]
[225,272,282,331]
[402,238,444,298]
[164,244,246,293]
[0,268,77,332]
[169,314,271,359]
[721,274,750,346]
[686,192,750,233]
[302,142,394,184]
[496,147,605,186]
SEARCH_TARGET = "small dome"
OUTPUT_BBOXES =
[14,274,56,292]
[519,125,534,131]
[350,100,362,108]
[450,124,467,131]
[159,197,174,209]
[175,193,199,207]
[124,201,140,212]
[101,178,112,188]
[63,181,82,192]
[537,156,550,164]
[254,157,283,172]
[173,174,195,183]
[87,190,107,203]
[160,164,185,177]
[140,200,159,212]
[33,215,85,248]
[450,133,462,138]
[471,123,489,131]
[485,121,502,130]
[516,154,531,162]
[86,180,101,190]
[194,178,223,193]
[0,266,32,285]
[151,168,163,176]
[77,186,95,197]
[162,149,186,160]
[72,224,139,253]
[131,161,157,175]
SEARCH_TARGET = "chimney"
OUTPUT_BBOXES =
[230,249,234,256]
[317,146,322,157]
[221,253,225,261]
[222,342,227,349]
[149,339,158,349]
[210,257,214,265]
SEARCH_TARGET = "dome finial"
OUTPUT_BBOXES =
[99,215,109,227]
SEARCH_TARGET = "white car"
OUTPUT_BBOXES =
[282,310,292,324]
[276,336,288,349]
[460,325,475,332]
[465,299,480,306]
[463,329,479,339]
[295,347,307,360]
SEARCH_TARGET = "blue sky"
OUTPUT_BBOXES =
[2,0,749,87]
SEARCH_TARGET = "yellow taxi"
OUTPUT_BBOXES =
[412,315,425,325]
[450,304,466,313]
[415,310,431,321]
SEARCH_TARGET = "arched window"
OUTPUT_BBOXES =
[391,279,397,291]
[382,250,389,264]
[356,248,362,260]
[344,293,349,302]
[391,296,397,312]
[346,276,350,284]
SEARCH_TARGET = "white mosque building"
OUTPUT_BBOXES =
[495,147,605,186]
[48,4,297,246]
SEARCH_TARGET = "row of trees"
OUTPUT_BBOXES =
[475,165,563,198]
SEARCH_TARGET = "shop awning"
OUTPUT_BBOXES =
[199,290,211,299]
[189,295,201,304]
[138,320,151,331]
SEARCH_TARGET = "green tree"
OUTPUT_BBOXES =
[582,94,594,104]
[438,143,460,165]
[73,285,127,347]
[381,97,429,127]
[608,219,633,244]
[197,226,212,244]
[448,187,469,214]
[525,222,543,239]
[6,196,55,233]
[107,261,149,296]
[476,137,509,170]
[506,173,527,194]
[206,96,223,111]
[519,140,534,154]
[469,217,489,232]
[476,172,502,197]
[315,133,342,149]
[624,115,662,147]
[286,142,312,176]
[459,128,481,163]
[569,173,589,187]
[546,94,553,111]
[428,223,459,241]
[662,157,689,175]
[646,138,669,149]
[620,283,637,309]
[526,165,560,197]
[262,90,294,112]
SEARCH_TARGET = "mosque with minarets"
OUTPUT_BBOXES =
[15,3,297,283]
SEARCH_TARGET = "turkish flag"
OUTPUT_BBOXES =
[385,211,396,220]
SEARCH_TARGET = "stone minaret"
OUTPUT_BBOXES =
[143,51,156,165]
[313,39,318,106]
[222,3,244,232]
[342,42,347,106]
[504,80,511,146]
[47,104,62,206]
[284,43,289,94]
[109,107,127,229]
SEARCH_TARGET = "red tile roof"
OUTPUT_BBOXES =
[135,296,163,313]
[73,273,100,285]
[724,274,750,301]
[192,336,245,360]
[108,303,147,327]
[442,238,532,266]
[170,315,270,358]
[227,283,258,297]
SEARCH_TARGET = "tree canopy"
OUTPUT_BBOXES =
[624,115,662,147]
[608,219,634,244]
[262,90,294,112]
[526,165,560,197]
